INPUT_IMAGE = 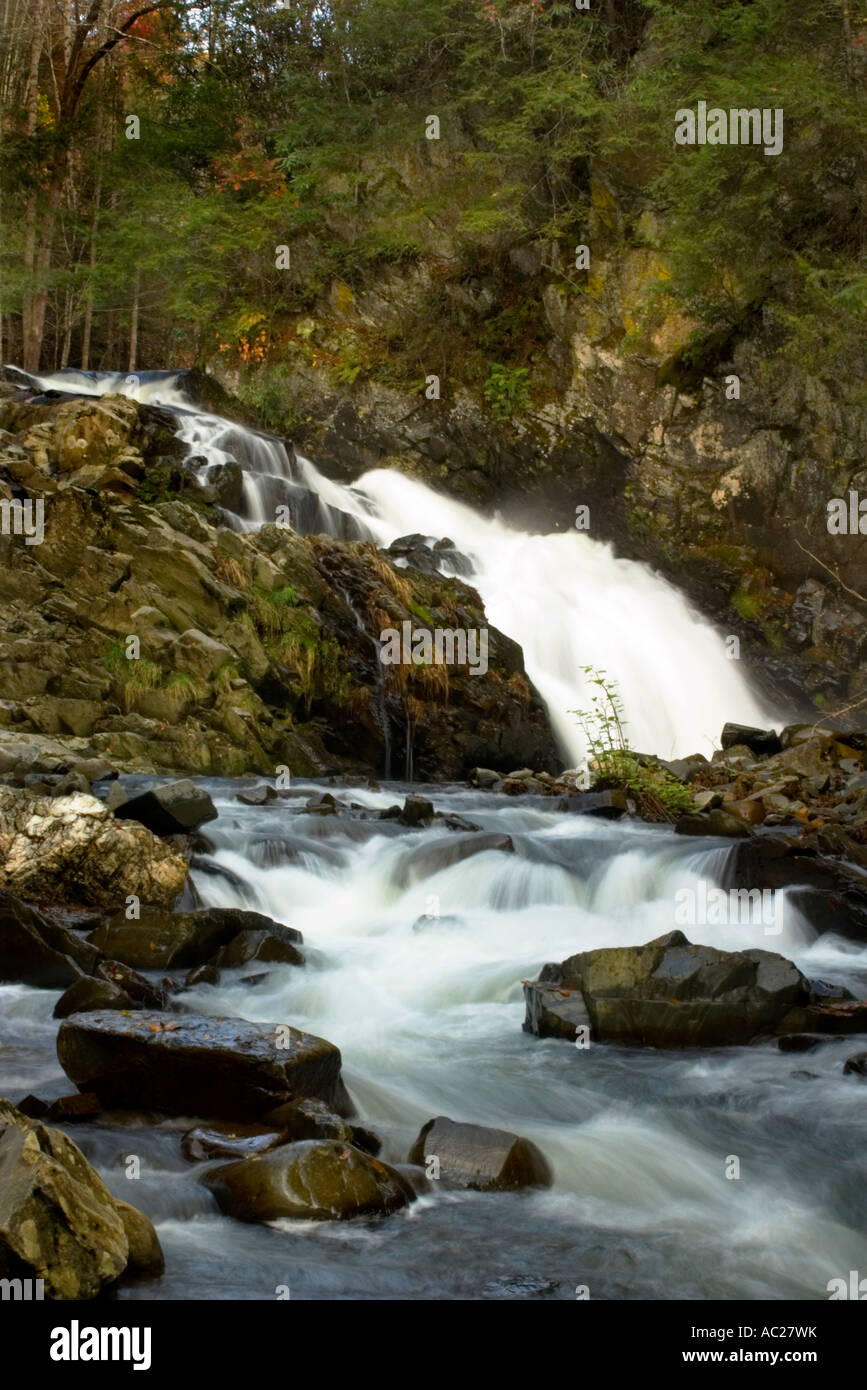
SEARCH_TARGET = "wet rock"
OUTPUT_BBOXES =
[113,1198,165,1278]
[0,890,101,988]
[481,1275,560,1299]
[262,1097,380,1154]
[442,813,483,833]
[522,981,592,1041]
[469,768,501,789]
[675,809,751,838]
[213,927,304,968]
[721,724,782,756]
[117,779,218,836]
[93,957,167,1009]
[57,1012,353,1120]
[104,781,129,813]
[774,1001,867,1036]
[524,930,810,1047]
[407,1116,553,1191]
[400,794,435,826]
[181,1122,287,1162]
[201,1139,415,1222]
[406,831,514,881]
[723,798,766,827]
[0,787,188,909]
[659,754,709,783]
[557,790,629,818]
[729,839,867,944]
[89,906,302,971]
[53,975,133,1019]
[777,1034,825,1053]
[237,784,277,806]
[184,963,221,987]
[44,1092,102,1121]
[843,1051,867,1076]
[0,1100,160,1298]
[502,775,545,795]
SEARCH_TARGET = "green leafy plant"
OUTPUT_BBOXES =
[482,363,532,422]
[570,666,694,819]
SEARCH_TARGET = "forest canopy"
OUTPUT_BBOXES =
[0,0,863,384]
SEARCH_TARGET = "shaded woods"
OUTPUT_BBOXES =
[0,1,864,385]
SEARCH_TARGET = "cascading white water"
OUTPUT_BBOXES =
[8,365,780,760]
[294,459,778,761]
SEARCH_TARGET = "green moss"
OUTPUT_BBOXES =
[731,588,761,621]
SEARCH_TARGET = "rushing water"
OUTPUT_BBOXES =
[4,781,867,1301]
[5,366,863,1302]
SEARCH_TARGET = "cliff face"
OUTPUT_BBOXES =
[0,383,557,781]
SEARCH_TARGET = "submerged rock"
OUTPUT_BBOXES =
[201,1139,415,1222]
[0,786,187,909]
[56,1012,353,1120]
[181,1122,288,1162]
[213,926,304,968]
[0,1100,162,1298]
[843,1051,867,1076]
[523,930,811,1047]
[263,1097,380,1154]
[407,1115,552,1191]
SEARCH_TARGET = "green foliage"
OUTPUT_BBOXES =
[139,460,177,504]
[571,666,694,817]
[731,587,760,621]
[5,0,864,399]
[483,363,532,420]
[235,365,304,438]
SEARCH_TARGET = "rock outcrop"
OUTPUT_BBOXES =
[523,931,813,1047]
[0,786,187,909]
[0,382,558,782]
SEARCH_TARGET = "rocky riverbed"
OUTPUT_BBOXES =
[2,752,867,1299]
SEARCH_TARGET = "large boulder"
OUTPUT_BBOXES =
[523,931,810,1047]
[0,787,187,909]
[0,1100,162,1298]
[117,779,218,836]
[201,1140,415,1222]
[56,1012,353,1120]
[408,1116,552,1191]
[88,906,303,971]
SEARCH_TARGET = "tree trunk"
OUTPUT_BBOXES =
[20,18,42,371]
[128,267,140,372]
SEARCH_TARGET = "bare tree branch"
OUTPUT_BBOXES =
[794,537,867,606]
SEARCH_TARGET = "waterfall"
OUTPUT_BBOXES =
[5,364,865,1305]
[8,364,779,761]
